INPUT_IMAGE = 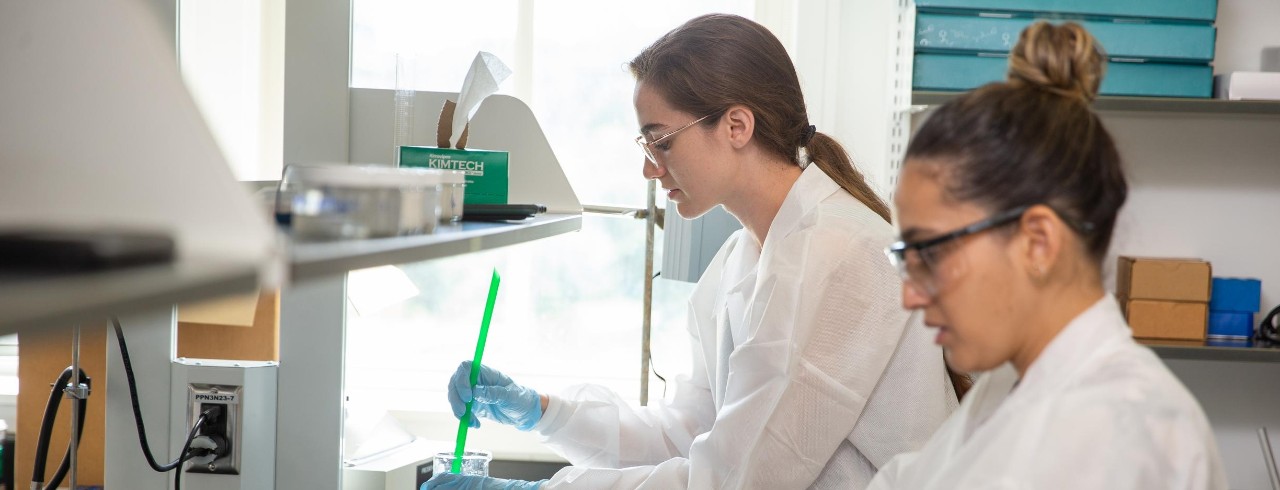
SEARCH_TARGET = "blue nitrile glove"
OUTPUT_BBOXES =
[448,361,542,431]
[422,473,545,490]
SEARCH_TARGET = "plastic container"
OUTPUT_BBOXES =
[439,170,467,223]
[433,450,491,477]
[281,164,441,240]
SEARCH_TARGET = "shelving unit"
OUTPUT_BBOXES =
[289,214,582,282]
[899,3,1280,486]
[913,91,1280,115]
[1142,341,1280,363]
[0,258,259,335]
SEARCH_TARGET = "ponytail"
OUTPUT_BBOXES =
[806,131,972,401]
[805,132,892,223]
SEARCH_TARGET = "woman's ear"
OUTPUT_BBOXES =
[1018,205,1066,281]
[723,105,755,149]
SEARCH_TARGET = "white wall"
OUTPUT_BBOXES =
[1105,2,1280,483]
[1102,111,1280,490]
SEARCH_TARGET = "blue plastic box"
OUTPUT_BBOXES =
[1209,277,1262,312]
[1207,310,1254,339]
[916,13,1216,63]
[915,0,1219,23]
[913,53,1214,98]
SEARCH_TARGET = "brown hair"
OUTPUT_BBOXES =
[632,14,974,399]
[905,21,1127,262]
[628,14,891,222]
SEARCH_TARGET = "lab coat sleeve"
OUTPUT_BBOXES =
[865,451,920,489]
[680,226,914,488]
[535,207,926,489]
[530,239,728,469]
[542,223,913,489]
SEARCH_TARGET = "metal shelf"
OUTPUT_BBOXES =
[288,213,583,283]
[0,257,259,335]
[1141,340,1280,363]
[912,91,1280,115]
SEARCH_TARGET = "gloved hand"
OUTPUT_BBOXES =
[421,473,545,490]
[448,361,542,430]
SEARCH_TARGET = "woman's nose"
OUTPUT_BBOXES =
[902,280,932,310]
[642,158,664,180]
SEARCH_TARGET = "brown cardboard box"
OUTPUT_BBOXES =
[1116,256,1212,302]
[1126,299,1208,341]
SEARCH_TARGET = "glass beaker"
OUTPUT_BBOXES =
[433,450,491,477]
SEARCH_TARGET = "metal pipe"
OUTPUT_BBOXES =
[1262,427,1280,490]
[640,180,657,406]
[69,324,80,490]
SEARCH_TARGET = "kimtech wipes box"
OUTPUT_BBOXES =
[400,96,509,204]
[401,145,507,205]
[401,52,511,205]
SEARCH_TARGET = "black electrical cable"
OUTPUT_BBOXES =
[173,410,216,490]
[1259,303,1280,345]
[112,317,222,490]
[31,366,90,490]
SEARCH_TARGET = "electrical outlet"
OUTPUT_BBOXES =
[187,384,241,474]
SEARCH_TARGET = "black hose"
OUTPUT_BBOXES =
[31,367,90,490]
[111,317,188,472]
[42,394,88,490]
[112,317,222,490]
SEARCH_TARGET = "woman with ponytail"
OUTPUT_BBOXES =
[869,22,1226,489]
[428,13,959,490]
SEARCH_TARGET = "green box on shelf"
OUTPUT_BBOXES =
[916,13,1217,63]
[400,146,508,204]
[913,53,1213,98]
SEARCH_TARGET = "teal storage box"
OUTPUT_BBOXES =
[916,13,1216,63]
[913,53,1213,98]
[1209,277,1262,312]
[1208,311,1254,339]
[400,146,509,204]
[915,0,1218,23]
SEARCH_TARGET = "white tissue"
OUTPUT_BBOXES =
[451,51,512,147]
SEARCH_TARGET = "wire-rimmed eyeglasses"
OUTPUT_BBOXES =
[634,113,717,167]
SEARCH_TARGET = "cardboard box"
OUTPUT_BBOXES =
[1126,299,1208,341]
[1116,256,1212,303]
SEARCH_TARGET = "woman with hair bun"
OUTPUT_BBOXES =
[869,21,1227,489]
[428,13,961,490]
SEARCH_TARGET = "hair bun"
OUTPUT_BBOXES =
[1006,21,1106,102]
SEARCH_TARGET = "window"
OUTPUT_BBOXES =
[178,0,285,181]
[345,1,754,425]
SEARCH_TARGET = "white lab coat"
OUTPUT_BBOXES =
[531,165,957,489]
[868,295,1228,490]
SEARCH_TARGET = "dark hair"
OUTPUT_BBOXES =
[905,21,1128,262]
[628,13,891,223]
[632,14,975,400]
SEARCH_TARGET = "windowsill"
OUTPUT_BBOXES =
[389,410,569,463]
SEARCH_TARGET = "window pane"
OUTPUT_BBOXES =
[351,0,518,92]
[347,1,743,415]
[346,215,694,411]
[528,1,753,207]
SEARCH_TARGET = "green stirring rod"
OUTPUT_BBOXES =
[453,269,501,473]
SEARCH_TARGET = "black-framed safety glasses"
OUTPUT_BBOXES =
[884,205,1031,294]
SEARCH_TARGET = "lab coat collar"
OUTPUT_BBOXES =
[1016,294,1128,394]
[763,164,840,251]
[960,295,1127,440]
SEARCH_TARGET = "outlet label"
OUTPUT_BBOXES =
[190,384,240,405]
